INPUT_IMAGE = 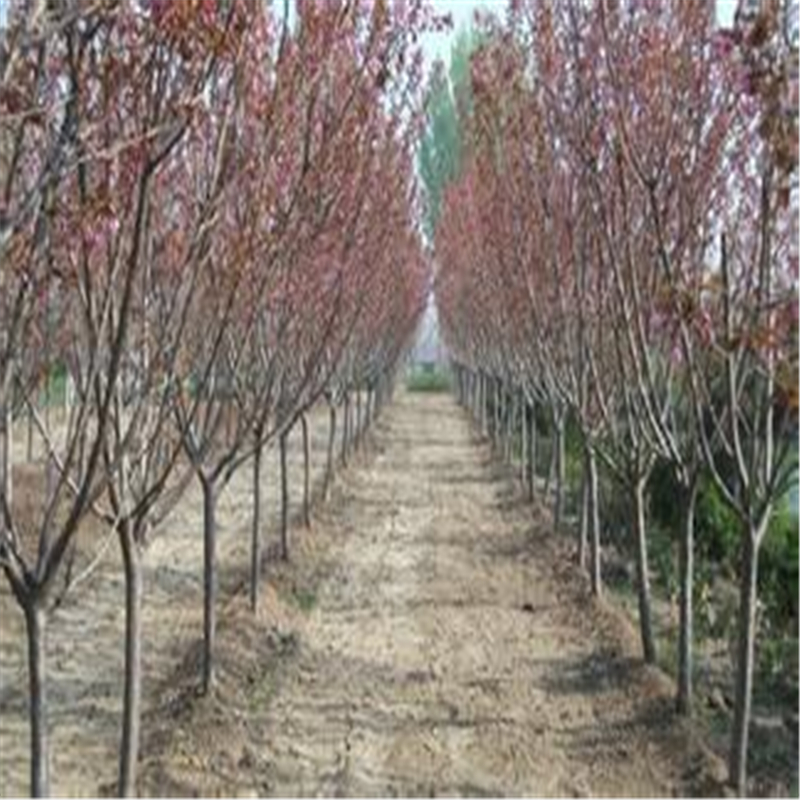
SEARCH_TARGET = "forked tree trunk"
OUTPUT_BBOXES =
[677,477,699,716]
[250,441,263,612]
[279,430,289,561]
[300,414,310,528]
[200,476,217,694]
[323,404,336,501]
[118,522,143,797]
[729,521,766,796]
[24,601,48,797]
[632,475,656,664]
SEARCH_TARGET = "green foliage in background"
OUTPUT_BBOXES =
[406,367,451,393]
[418,29,477,242]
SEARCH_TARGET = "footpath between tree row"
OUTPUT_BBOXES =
[137,390,720,797]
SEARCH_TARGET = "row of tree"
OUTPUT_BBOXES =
[433,2,797,794]
[0,1,437,796]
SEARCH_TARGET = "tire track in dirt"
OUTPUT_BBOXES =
[242,391,702,797]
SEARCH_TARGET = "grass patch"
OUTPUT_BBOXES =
[406,367,451,393]
[291,586,317,612]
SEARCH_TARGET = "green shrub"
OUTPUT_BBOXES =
[694,479,740,571]
[760,499,798,628]
[406,368,451,392]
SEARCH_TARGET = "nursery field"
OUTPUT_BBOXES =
[0,391,724,797]
[1,1,797,797]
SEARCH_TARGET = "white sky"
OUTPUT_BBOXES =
[421,1,740,70]
[0,1,744,49]
[421,0,502,67]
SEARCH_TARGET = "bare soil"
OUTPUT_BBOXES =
[0,402,339,797]
[127,391,721,797]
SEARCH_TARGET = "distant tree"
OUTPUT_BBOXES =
[418,28,477,242]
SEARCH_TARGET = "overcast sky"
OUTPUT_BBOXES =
[421,0,740,70]
[421,0,499,67]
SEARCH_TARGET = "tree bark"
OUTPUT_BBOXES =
[200,476,217,694]
[526,402,536,502]
[250,441,263,613]
[1,393,12,530]
[493,379,500,449]
[323,403,336,501]
[520,396,527,485]
[553,416,565,533]
[27,407,34,462]
[480,374,488,437]
[118,523,143,797]
[300,414,310,528]
[505,390,516,463]
[729,523,765,796]
[24,601,48,797]
[632,475,656,664]
[587,447,601,596]
[578,457,589,571]
[279,430,289,561]
[341,394,349,466]
[676,477,699,716]
[355,390,362,451]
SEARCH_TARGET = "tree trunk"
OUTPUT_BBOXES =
[250,441,263,613]
[492,379,500,450]
[676,477,699,716]
[279,430,289,561]
[355,390,362,451]
[526,403,536,502]
[520,396,527,485]
[578,457,589,571]
[225,401,234,447]
[632,475,656,664]
[77,429,86,485]
[27,407,34,462]
[341,394,349,466]
[553,416,565,533]
[200,476,217,694]
[729,524,765,795]
[1,395,12,529]
[64,372,73,425]
[323,404,336,501]
[300,414,310,528]
[118,523,143,797]
[480,374,488,437]
[587,446,601,597]
[24,601,48,797]
[505,391,515,463]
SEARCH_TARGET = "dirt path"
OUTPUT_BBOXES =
[3,391,712,797]
[146,391,706,797]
